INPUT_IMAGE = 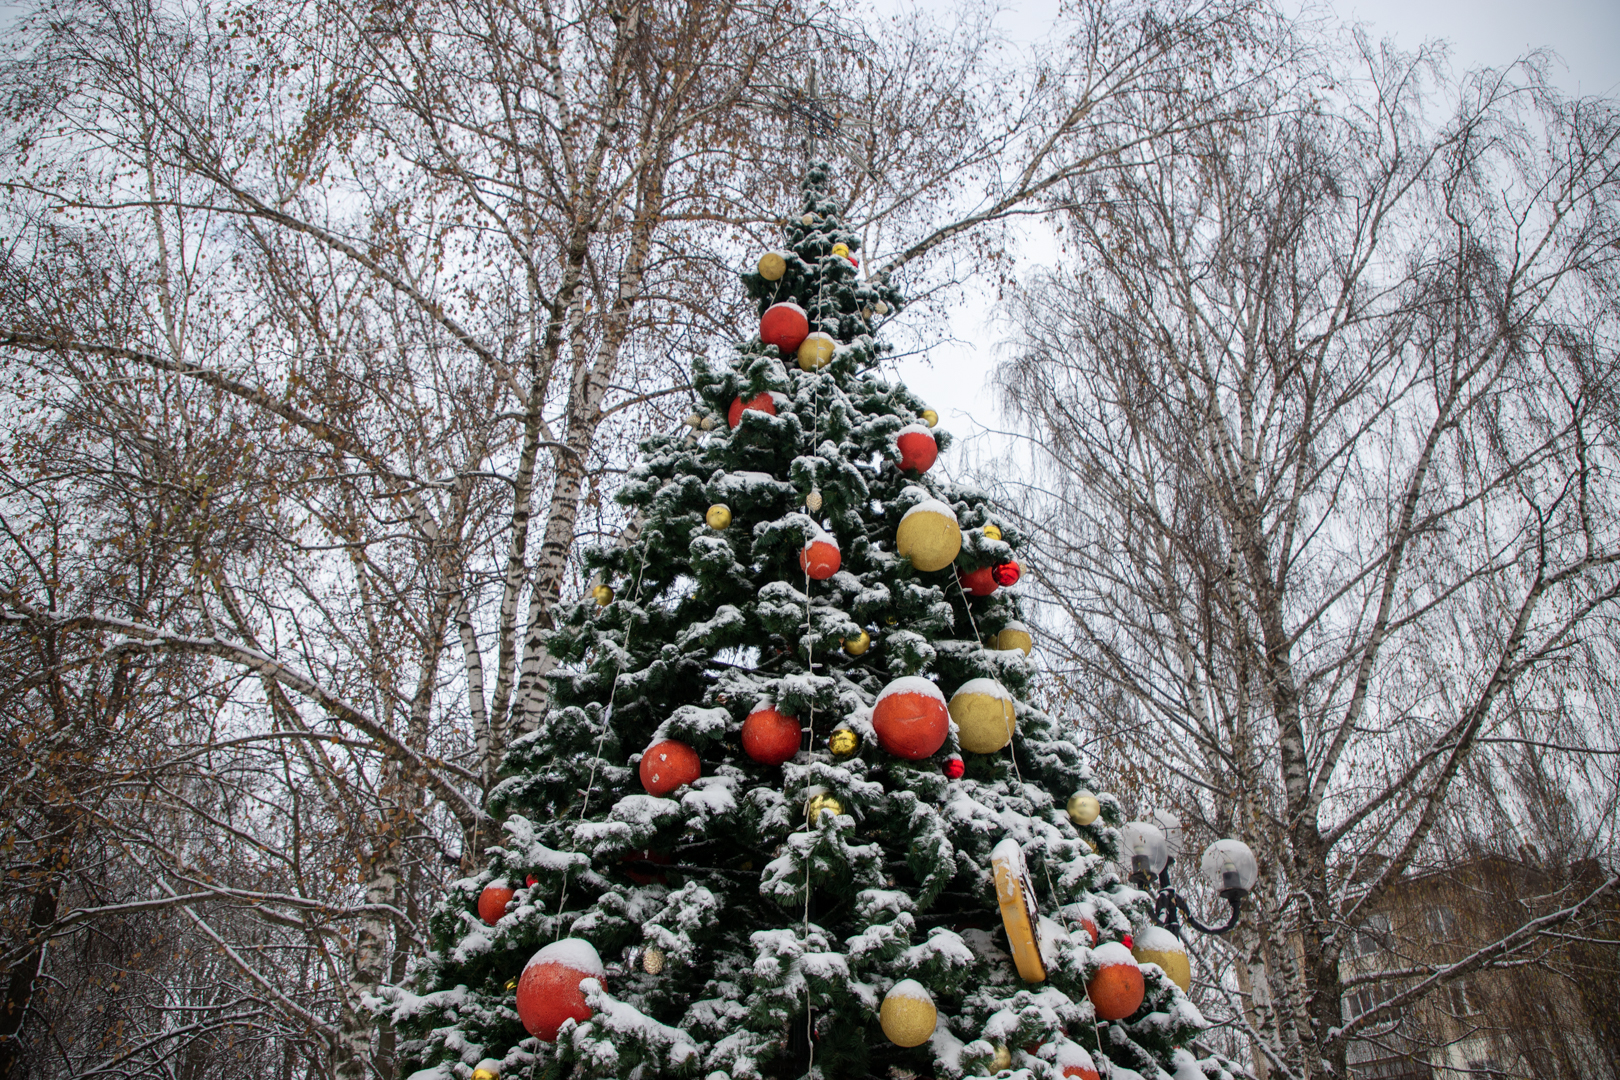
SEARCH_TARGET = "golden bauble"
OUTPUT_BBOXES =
[949,679,1017,754]
[828,728,860,757]
[884,615,898,626]
[591,584,614,606]
[991,1045,1013,1072]
[757,251,787,281]
[896,500,962,573]
[1067,791,1101,826]
[831,242,850,258]
[641,945,666,975]
[684,413,703,428]
[875,300,890,314]
[1132,929,1191,993]
[842,630,871,656]
[699,417,717,431]
[805,489,823,512]
[797,331,836,371]
[993,623,1033,656]
[705,504,732,529]
[801,212,816,226]
[806,791,844,822]
[879,980,937,1047]
[920,408,938,427]
[982,524,1002,540]
[472,1069,499,1080]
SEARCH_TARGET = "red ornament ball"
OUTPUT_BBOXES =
[871,676,950,760]
[991,561,1022,587]
[1079,915,1099,946]
[516,939,605,1042]
[1056,1043,1100,1080]
[959,565,999,597]
[895,425,938,473]
[1122,933,1133,949]
[742,704,802,766]
[621,849,671,885]
[526,874,540,888]
[760,302,810,352]
[1086,943,1144,1021]
[727,393,777,429]
[477,880,515,926]
[639,739,700,796]
[943,755,965,779]
[799,536,841,580]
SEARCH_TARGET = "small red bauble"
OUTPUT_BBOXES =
[1086,943,1144,1021]
[895,425,938,473]
[639,739,700,796]
[621,849,671,885]
[991,561,1022,587]
[760,302,810,352]
[799,536,841,580]
[1080,915,1099,946]
[871,676,950,760]
[526,874,540,888]
[741,704,802,766]
[959,565,999,597]
[727,393,777,429]
[1122,933,1133,949]
[477,880,515,926]
[943,755,965,779]
[516,939,605,1042]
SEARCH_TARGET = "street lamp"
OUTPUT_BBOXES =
[1124,818,1258,936]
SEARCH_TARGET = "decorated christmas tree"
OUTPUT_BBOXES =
[389,166,1231,1080]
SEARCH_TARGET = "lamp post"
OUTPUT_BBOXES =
[1122,819,1258,936]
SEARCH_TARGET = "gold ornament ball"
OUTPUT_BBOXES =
[875,300,890,314]
[879,980,937,1047]
[831,242,850,258]
[806,489,824,512]
[797,331,837,371]
[949,679,1017,754]
[591,584,614,606]
[993,624,1033,656]
[641,945,667,975]
[896,501,963,573]
[828,728,860,757]
[982,524,1002,541]
[801,212,816,226]
[1067,791,1101,826]
[884,615,898,626]
[473,1069,499,1080]
[1132,930,1191,993]
[806,792,844,822]
[991,1045,1013,1072]
[758,251,787,281]
[842,630,871,657]
[920,408,938,427]
[706,504,732,529]
[699,417,717,431]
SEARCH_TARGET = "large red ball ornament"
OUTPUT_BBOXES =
[727,393,777,429]
[760,302,810,352]
[639,739,700,796]
[516,939,605,1042]
[1086,942,1145,1020]
[992,561,1022,587]
[959,565,999,597]
[742,704,802,766]
[477,880,515,925]
[895,424,938,473]
[799,535,841,580]
[871,676,950,760]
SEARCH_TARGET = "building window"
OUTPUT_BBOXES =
[1423,905,1457,939]
[1349,913,1392,958]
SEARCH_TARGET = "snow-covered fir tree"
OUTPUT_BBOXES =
[387,165,1232,1080]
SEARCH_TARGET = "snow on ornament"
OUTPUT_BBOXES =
[895,423,938,473]
[1055,1042,1100,1080]
[994,621,1033,655]
[879,979,937,1047]
[760,302,809,352]
[638,739,700,796]
[959,564,999,597]
[949,678,1016,754]
[871,676,949,760]
[991,837,1047,983]
[515,939,605,1042]
[797,331,836,371]
[477,880,514,926]
[1086,942,1145,1020]
[757,250,787,281]
[1133,925,1191,993]
[727,393,777,429]
[741,702,801,766]
[799,531,841,580]
[896,499,962,572]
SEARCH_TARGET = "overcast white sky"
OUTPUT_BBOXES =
[877,0,1620,456]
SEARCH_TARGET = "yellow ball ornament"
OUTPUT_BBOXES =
[705,504,732,529]
[896,499,962,573]
[641,945,667,975]
[1067,790,1101,826]
[806,790,844,823]
[801,212,816,226]
[949,679,1017,754]
[797,331,836,371]
[879,980,937,1047]
[757,251,787,281]
[831,242,850,258]
[828,728,860,757]
[920,408,938,427]
[842,630,871,656]
[991,1045,1013,1072]
[982,524,1002,540]
[993,621,1033,656]
[472,1069,499,1080]
[1132,927,1191,993]
[591,584,614,606]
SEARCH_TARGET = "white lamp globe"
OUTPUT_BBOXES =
[1200,839,1259,896]
[1150,809,1184,858]
[1121,821,1169,878]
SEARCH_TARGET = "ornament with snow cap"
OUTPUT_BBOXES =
[799,530,841,580]
[797,331,836,371]
[871,676,949,760]
[741,702,801,766]
[879,979,937,1046]
[727,392,777,429]
[895,498,962,572]
[472,1067,500,1080]
[949,678,1016,754]
[638,738,700,796]
[1054,1042,1100,1080]
[1086,941,1145,1020]
[760,302,809,352]
[991,837,1047,983]
[515,939,605,1042]
[477,879,514,926]
[994,621,1033,655]
[895,423,938,473]
[1133,925,1191,992]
